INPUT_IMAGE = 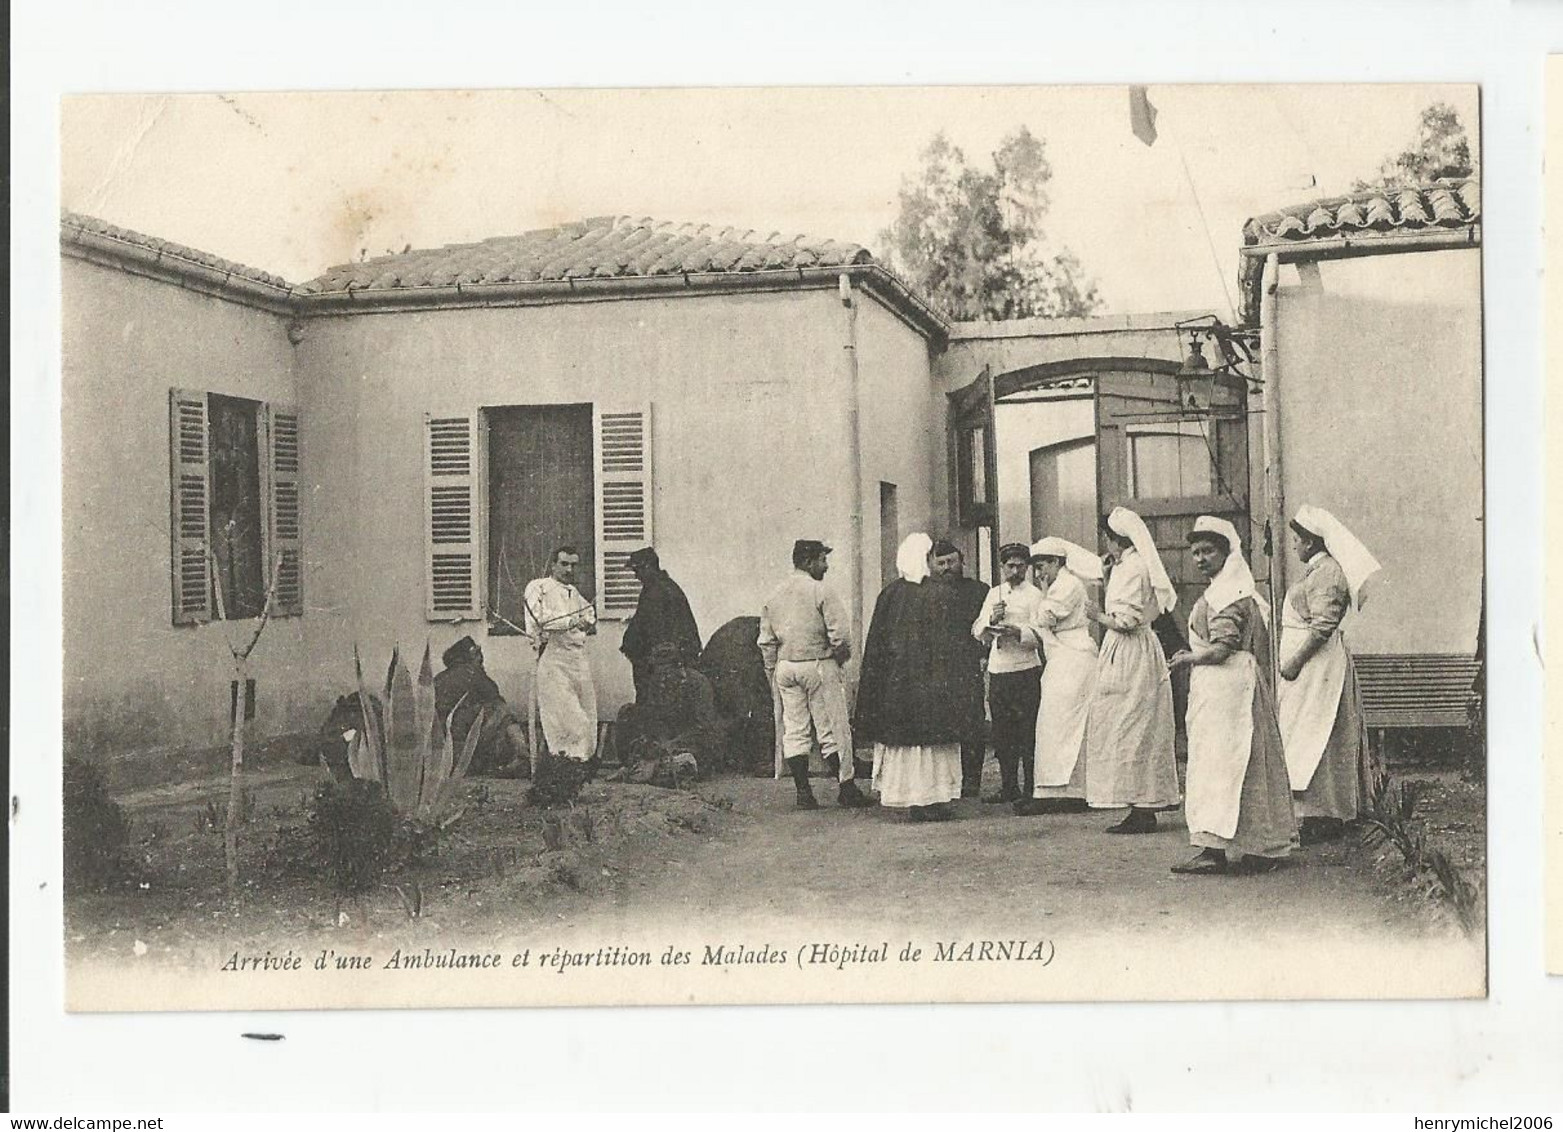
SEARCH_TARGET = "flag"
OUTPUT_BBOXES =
[1129,85,1158,147]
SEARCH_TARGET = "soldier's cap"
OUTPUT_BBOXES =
[793,539,833,558]
[627,546,660,568]
[998,542,1032,563]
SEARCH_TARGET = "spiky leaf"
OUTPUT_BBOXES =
[352,646,385,782]
[385,647,422,814]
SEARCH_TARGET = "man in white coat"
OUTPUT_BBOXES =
[524,546,600,799]
[971,542,1046,804]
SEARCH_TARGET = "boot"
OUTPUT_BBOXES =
[837,778,875,808]
[786,756,819,810]
[984,753,1021,804]
[960,743,985,798]
[823,752,842,780]
[854,757,875,782]
[1019,752,1036,802]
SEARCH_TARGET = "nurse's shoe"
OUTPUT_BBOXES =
[1170,849,1227,875]
[1230,855,1284,875]
[1105,808,1158,834]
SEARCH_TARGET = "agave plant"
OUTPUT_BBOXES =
[345,643,486,826]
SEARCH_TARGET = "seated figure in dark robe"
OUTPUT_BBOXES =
[433,636,530,777]
[616,641,723,774]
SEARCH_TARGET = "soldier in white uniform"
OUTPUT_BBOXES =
[757,539,871,810]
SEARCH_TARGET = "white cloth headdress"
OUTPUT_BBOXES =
[1293,504,1381,610]
[1106,506,1177,614]
[1031,536,1105,582]
[896,532,933,584]
[1191,515,1268,617]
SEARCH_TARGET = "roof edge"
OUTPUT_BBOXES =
[296,262,951,343]
[1236,225,1480,327]
[61,219,299,316]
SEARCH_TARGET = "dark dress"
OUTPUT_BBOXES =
[854,578,986,747]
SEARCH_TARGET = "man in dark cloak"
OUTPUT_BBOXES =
[621,546,702,701]
[934,542,994,797]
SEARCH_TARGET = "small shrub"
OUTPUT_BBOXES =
[63,757,132,890]
[308,778,396,897]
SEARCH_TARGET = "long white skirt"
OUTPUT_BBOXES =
[1084,625,1180,809]
[872,743,962,808]
[537,643,598,762]
[1033,629,1098,798]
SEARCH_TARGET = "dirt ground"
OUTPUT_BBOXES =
[67,757,1484,993]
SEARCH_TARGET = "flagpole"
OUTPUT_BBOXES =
[1131,86,1238,325]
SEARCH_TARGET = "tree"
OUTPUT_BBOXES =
[1354,101,1476,192]
[880,128,1101,322]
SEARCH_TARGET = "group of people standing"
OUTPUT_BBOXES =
[760,504,1380,878]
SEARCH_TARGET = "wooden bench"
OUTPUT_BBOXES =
[1353,653,1480,744]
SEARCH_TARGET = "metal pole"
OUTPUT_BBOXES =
[1260,252,1284,685]
[839,273,866,653]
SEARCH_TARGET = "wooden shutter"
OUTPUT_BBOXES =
[265,403,303,617]
[425,412,481,621]
[169,389,213,624]
[594,404,652,619]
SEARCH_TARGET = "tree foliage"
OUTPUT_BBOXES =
[1354,101,1476,192]
[880,127,1101,322]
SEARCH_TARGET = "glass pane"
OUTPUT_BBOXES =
[1129,432,1213,499]
[969,426,987,504]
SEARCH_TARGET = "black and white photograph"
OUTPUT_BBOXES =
[55,83,1486,1012]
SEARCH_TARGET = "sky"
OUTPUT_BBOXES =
[60,84,1477,318]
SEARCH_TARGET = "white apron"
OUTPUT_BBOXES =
[1276,602,1349,790]
[1035,625,1098,788]
[1184,623,1256,841]
[537,641,599,761]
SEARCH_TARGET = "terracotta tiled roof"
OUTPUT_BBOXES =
[60,211,296,291]
[299,215,875,295]
[1241,177,1479,249]
[1237,178,1480,325]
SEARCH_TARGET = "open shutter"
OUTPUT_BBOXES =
[425,412,481,621]
[594,404,652,619]
[265,403,303,617]
[169,389,213,624]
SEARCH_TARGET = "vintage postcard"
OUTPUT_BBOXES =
[58,85,1485,1011]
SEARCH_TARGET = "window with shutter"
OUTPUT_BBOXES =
[426,413,482,621]
[594,405,652,619]
[169,389,214,624]
[266,403,303,617]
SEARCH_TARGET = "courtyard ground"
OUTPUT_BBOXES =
[64,753,1486,1009]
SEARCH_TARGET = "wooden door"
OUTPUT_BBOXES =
[1095,367,1250,636]
[947,367,999,582]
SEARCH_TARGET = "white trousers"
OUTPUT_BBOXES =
[774,658,854,782]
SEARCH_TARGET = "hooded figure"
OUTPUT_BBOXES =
[856,533,978,821]
[1168,516,1296,876]
[1277,505,1380,841]
[1081,506,1181,833]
